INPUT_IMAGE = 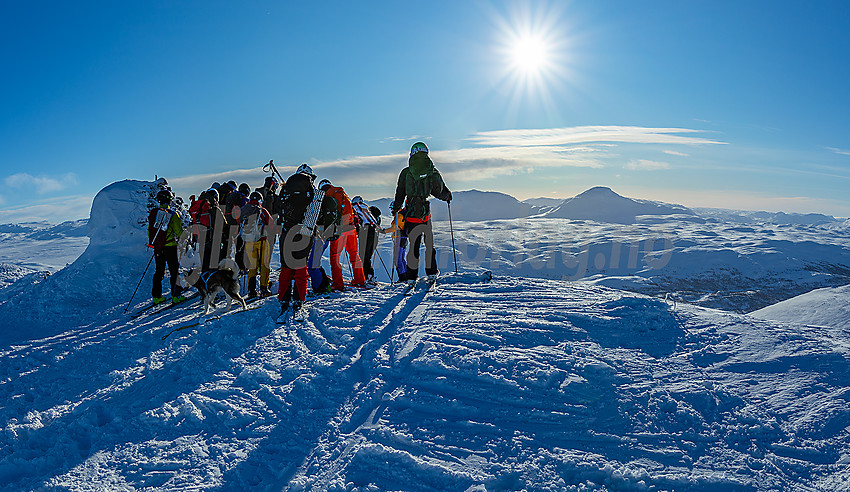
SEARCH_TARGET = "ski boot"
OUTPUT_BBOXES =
[152,296,168,305]
[248,277,258,299]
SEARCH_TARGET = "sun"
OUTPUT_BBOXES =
[510,36,549,74]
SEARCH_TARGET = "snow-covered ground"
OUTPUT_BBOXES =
[1,180,849,490]
[0,221,88,274]
[751,284,850,330]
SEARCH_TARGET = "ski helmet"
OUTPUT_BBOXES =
[206,188,219,203]
[211,182,221,190]
[249,191,263,202]
[156,189,174,204]
[351,195,363,205]
[264,176,278,191]
[296,163,316,179]
[369,206,381,219]
[318,178,332,190]
[238,183,250,194]
[410,141,428,156]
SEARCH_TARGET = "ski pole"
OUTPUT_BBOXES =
[125,250,156,313]
[447,201,458,273]
[374,239,392,282]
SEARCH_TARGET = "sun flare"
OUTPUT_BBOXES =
[511,36,549,74]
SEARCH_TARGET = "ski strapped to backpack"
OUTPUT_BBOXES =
[299,188,325,236]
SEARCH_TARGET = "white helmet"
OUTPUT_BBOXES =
[296,163,315,179]
[317,178,332,190]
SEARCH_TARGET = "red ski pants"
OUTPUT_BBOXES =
[330,228,366,289]
[278,266,309,303]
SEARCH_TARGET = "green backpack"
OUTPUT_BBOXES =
[405,153,437,220]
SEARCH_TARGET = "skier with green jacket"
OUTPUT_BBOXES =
[391,142,452,286]
[148,189,186,304]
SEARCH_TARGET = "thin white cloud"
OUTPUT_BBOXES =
[0,195,93,223]
[379,135,428,144]
[825,146,850,156]
[625,159,671,171]
[467,126,726,147]
[662,150,689,157]
[5,173,79,195]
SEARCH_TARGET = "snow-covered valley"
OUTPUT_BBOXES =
[1,180,849,490]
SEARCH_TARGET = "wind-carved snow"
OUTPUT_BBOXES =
[1,179,850,490]
[1,274,849,490]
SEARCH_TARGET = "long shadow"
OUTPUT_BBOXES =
[218,289,428,490]
[0,301,281,491]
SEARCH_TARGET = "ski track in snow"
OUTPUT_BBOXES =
[1,274,849,491]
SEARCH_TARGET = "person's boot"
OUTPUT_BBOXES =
[248,277,258,298]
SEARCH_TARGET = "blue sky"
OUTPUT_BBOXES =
[2,1,850,222]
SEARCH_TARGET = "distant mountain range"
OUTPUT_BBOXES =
[0,188,843,230]
[0,220,88,239]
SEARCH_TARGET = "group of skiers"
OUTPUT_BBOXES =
[147,141,452,316]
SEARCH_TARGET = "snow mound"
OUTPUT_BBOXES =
[751,284,850,329]
[0,179,164,344]
[546,186,695,224]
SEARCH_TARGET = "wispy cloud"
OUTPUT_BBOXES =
[625,159,671,171]
[164,125,721,200]
[379,135,428,144]
[662,150,689,157]
[5,173,79,195]
[825,146,850,156]
[467,126,726,147]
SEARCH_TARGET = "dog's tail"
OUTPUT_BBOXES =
[217,258,240,281]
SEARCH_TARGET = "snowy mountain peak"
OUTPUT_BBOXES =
[575,185,621,198]
[546,186,694,224]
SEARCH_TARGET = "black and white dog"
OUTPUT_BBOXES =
[190,258,248,315]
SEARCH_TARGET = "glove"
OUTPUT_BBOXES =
[446,190,453,203]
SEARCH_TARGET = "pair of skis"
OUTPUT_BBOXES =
[275,305,307,325]
[403,276,438,296]
[160,296,265,340]
[131,291,200,319]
